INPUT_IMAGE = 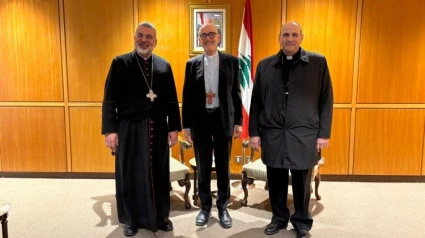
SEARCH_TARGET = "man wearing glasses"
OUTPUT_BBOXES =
[182,23,242,229]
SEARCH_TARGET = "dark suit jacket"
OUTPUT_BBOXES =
[182,51,242,137]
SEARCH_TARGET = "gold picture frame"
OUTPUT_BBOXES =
[189,4,231,56]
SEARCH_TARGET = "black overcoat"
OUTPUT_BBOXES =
[249,49,333,170]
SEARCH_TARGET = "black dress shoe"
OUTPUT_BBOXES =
[218,210,232,228]
[296,229,308,238]
[123,224,137,237]
[264,222,287,235]
[158,218,174,231]
[196,210,211,226]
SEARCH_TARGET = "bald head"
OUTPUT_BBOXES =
[280,21,303,35]
[279,21,304,56]
[198,23,221,55]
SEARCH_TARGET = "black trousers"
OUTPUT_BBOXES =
[192,109,232,213]
[266,166,313,231]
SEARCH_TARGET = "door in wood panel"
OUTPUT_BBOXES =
[354,109,425,175]
[0,0,63,101]
[321,109,351,175]
[286,0,358,103]
[69,107,114,172]
[65,0,134,102]
[0,107,67,172]
[358,0,425,103]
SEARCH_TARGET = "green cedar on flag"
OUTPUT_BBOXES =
[238,0,253,139]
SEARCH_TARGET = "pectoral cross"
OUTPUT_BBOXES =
[146,90,157,102]
[206,89,215,105]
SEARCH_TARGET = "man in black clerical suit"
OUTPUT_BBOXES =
[102,21,181,236]
[182,23,242,229]
[249,22,333,238]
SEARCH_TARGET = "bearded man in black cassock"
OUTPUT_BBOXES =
[101,21,182,237]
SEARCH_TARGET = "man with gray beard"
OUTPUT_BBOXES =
[102,21,181,236]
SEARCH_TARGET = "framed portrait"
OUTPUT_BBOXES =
[189,4,231,56]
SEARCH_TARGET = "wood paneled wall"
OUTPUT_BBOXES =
[64,0,135,102]
[358,0,425,103]
[69,107,114,172]
[0,0,63,101]
[1,0,425,176]
[0,107,67,172]
[286,0,357,104]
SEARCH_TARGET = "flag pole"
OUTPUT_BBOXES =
[231,0,255,190]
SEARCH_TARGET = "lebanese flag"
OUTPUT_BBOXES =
[238,0,253,139]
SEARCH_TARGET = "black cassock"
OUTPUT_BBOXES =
[101,51,181,231]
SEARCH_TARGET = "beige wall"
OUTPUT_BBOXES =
[1,0,424,176]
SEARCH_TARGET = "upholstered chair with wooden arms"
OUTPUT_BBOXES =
[240,142,323,206]
[169,136,192,209]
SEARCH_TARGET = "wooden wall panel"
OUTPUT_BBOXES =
[251,0,283,76]
[138,0,206,102]
[358,0,425,103]
[65,0,134,102]
[321,109,351,175]
[211,0,244,56]
[354,109,425,175]
[286,0,357,104]
[0,0,63,101]
[0,107,67,172]
[69,107,114,172]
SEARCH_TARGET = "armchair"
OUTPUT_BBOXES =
[240,142,323,206]
[169,136,192,209]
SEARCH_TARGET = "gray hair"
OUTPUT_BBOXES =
[198,23,218,36]
[135,21,156,34]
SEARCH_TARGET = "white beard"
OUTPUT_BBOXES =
[136,46,151,56]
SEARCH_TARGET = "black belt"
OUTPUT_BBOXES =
[205,107,219,113]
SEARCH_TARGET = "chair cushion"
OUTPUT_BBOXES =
[243,159,298,182]
[243,158,323,184]
[170,158,190,182]
[189,157,216,168]
[242,159,268,181]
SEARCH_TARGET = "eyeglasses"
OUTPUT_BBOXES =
[199,32,218,39]
[136,33,154,41]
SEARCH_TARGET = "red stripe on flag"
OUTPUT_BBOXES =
[241,106,249,139]
[244,0,254,81]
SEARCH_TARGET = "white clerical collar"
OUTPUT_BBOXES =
[286,55,293,60]
[205,51,218,60]
[136,51,152,61]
